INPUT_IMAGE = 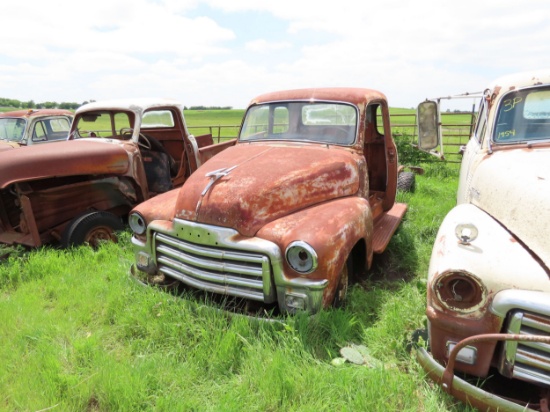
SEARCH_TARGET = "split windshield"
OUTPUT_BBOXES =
[494,86,550,143]
[239,101,357,145]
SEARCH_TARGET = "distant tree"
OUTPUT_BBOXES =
[22,100,35,109]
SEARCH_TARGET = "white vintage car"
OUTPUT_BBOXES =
[417,70,550,411]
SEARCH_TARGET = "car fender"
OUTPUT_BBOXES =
[428,203,550,316]
[256,196,373,306]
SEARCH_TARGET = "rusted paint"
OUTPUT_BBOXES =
[176,144,362,237]
[249,87,387,108]
[421,69,550,410]
[0,99,232,248]
[0,141,129,189]
[130,87,405,313]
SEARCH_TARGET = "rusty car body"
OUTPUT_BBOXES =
[129,87,407,314]
[0,109,73,151]
[416,70,550,411]
[0,98,234,248]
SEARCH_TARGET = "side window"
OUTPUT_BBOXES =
[142,110,174,128]
[365,103,385,140]
[473,98,487,143]
[32,121,47,141]
[375,104,385,136]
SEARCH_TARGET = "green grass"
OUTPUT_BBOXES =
[0,163,476,411]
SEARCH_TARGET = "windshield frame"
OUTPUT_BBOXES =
[239,100,359,146]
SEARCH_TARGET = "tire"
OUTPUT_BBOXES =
[397,171,416,192]
[61,211,124,248]
[332,256,353,308]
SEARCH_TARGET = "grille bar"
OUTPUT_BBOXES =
[502,311,550,386]
[153,230,272,302]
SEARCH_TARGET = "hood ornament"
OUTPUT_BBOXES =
[201,166,237,196]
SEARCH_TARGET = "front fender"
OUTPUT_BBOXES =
[256,196,372,307]
[428,204,550,306]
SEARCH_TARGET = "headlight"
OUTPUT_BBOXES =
[129,212,147,235]
[285,241,318,274]
[433,271,486,313]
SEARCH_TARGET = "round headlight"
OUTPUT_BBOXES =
[129,212,147,235]
[433,271,486,313]
[285,241,318,274]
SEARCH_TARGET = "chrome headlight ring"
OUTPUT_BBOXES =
[285,241,318,274]
[129,212,147,235]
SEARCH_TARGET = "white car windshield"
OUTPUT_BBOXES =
[494,86,550,143]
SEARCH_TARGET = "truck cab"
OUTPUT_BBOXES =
[130,88,407,314]
[416,70,550,411]
[0,99,233,248]
[0,109,73,151]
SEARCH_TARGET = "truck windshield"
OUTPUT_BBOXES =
[494,86,550,143]
[239,101,357,145]
[0,118,27,142]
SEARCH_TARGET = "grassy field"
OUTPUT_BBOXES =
[0,162,476,411]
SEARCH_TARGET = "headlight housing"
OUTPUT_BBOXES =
[433,270,487,313]
[129,212,147,235]
[285,241,318,274]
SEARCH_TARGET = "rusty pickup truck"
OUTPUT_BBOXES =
[416,70,550,411]
[129,88,407,314]
[0,109,73,151]
[0,99,234,248]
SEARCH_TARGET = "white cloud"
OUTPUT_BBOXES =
[0,0,549,110]
[245,39,291,53]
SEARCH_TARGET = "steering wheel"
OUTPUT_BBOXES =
[120,128,134,139]
[138,133,152,149]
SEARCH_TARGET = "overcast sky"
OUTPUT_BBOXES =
[1,0,549,110]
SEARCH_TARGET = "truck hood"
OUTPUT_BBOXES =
[0,139,129,188]
[470,147,550,268]
[0,141,20,151]
[175,144,360,237]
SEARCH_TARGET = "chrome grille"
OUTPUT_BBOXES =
[153,231,274,302]
[501,311,550,386]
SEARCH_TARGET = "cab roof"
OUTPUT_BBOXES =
[248,87,387,106]
[0,109,73,119]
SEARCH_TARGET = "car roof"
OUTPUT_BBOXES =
[248,87,387,106]
[0,109,73,119]
[490,69,550,92]
[76,98,185,115]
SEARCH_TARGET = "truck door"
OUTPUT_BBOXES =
[457,96,488,204]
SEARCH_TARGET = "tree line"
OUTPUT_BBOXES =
[0,97,93,110]
[0,98,233,111]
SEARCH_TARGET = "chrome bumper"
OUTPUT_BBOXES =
[132,218,328,313]
[416,347,538,412]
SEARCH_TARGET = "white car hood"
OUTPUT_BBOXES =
[469,147,550,269]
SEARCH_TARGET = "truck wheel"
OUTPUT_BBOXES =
[61,211,124,248]
[333,257,353,308]
[397,171,416,192]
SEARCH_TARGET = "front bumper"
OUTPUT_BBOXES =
[417,346,538,412]
[132,218,329,313]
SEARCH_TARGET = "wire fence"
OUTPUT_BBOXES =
[188,111,476,164]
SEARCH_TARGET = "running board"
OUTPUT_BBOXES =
[372,202,407,254]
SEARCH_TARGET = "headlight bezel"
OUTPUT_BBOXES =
[433,270,487,313]
[129,212,147,235]
[285,241,318,275]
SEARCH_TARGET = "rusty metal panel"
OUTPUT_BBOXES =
[0,140,129,189]
[175,144,362,237]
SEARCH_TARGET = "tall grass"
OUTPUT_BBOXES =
[0,162,475,411]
